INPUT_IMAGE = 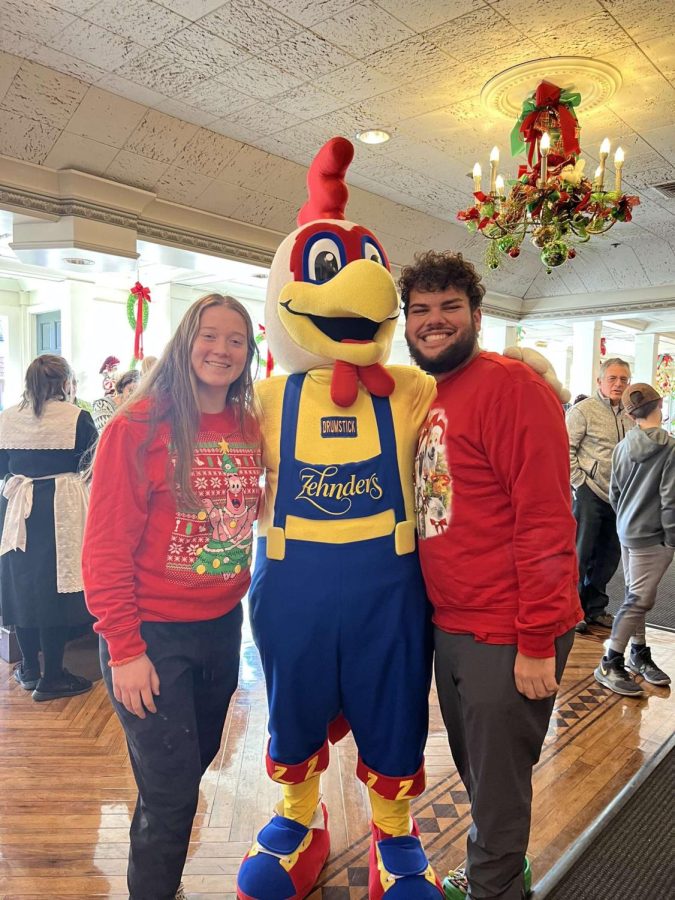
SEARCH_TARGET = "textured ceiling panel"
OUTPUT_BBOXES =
[0,0,672,301]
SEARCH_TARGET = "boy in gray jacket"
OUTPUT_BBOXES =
[594,383,674,696]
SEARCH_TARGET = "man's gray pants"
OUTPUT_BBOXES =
[434,628,574,900]
[608,543,674,653]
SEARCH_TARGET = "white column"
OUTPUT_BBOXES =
[570,320,602,399]
[632,333,659,385]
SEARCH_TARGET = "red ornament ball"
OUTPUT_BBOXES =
[568,248,576,259]
[508,247,520,258]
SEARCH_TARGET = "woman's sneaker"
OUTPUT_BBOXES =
[32,668,92,701]
[594,656,644,696]
[627,646,671,686]
[13,664,41,690]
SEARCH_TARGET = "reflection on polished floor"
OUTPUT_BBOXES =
[0,615,673,899]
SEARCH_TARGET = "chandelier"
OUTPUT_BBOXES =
[456,80,639,272]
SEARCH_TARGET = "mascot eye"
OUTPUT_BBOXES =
[305,235,345,283]
[362,236,385,266]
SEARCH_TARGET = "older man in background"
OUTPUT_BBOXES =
[566,358,634,633]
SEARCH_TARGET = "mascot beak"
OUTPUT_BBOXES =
[278,259,399,367]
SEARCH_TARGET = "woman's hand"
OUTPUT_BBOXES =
[111,653,160,718]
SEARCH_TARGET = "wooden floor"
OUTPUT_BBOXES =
[1,617,673,900]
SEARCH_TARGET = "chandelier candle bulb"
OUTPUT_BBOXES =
[473,162,482,195]
[539,132,550,185]
[594,165,602,190]
[489,146,499,193]
[598,138,610,190]
[614,147,624,193]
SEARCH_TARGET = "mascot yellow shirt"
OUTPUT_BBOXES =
[256,366,436,546]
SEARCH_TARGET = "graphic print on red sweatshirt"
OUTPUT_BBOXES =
[415,408,453,540]
[167,433,260,586]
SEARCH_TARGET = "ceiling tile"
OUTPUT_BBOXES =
[124,109,198,162]
[207,118,261,144]
[82,0,189,47]
[263,30,355,79]
[311,0,415,57]
[224,101,305,136]
[65,85,147,147]
[157,0,227,17]
[173,128,243,177]
[267,0,359,28]
[216,57,304,100]
[105,149,169,190]
[114,48,211,96]
[359,73,462,124]
[155,167,214,204]
[273,84,346,118]
[425,7,524,61]
[191,178,256,216]
[46,19,146,70]
[642,125,675,165]
[2,0,77,44]
[2,60,88,129]
[199,0,300,53]
[43,130,119,174]
[599,0,672,44]
[0,29,37,60]
[0,52,22,105]
[489,0,603,35]
[314,62,397,105]
[638,34,675,84]
[21,45,108,85]
[95,72,168,108]
[0,108,61,163]
[153,97,220,127]
[47,0,99,11]
[374,0,484,32]
[175,79,255,117]
[217,145,283,190]
[533,11,634,56]
[366,36,455,83]
[154,24,250,78]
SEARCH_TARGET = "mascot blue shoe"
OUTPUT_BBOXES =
[369,819,443,899]
[237,803,330,900]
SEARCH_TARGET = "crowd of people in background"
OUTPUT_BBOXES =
[0,266,672,900]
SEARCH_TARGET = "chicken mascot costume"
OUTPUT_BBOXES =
[237,136,568,900]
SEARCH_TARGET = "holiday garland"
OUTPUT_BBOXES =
[127,281,151,364]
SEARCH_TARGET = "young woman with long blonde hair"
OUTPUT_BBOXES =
[83,294,262,900]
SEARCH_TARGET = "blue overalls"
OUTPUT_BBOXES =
[250,374,432,782]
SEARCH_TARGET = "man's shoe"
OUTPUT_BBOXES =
[32,669,92,701]
[574,619,588,634]
[443,858,532,899]
[594,656,644,696]
[627,647,671,686]
[587,613,614,628]
[13,663,40,690]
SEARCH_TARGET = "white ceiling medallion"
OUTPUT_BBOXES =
[481,57,623,119]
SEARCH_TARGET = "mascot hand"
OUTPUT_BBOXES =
[503,346,571,405]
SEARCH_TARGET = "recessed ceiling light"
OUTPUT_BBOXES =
[63,256,95,266]
[252,272,269,279]
[356,129,391,145]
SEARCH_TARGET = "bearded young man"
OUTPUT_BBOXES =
[402,251,581,900]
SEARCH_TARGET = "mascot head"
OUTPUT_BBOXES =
[265,137,399,378]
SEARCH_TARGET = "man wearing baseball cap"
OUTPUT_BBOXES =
[594,383,675,696]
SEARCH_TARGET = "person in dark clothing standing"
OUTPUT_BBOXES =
[566,358,633,633]
[0,354,98,700]
[595,383,674,695]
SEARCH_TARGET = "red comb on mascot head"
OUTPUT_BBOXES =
[236,137,443,900]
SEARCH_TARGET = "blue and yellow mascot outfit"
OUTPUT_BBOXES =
[236,138,443,900]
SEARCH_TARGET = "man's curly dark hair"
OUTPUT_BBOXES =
[399,251,485,315]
